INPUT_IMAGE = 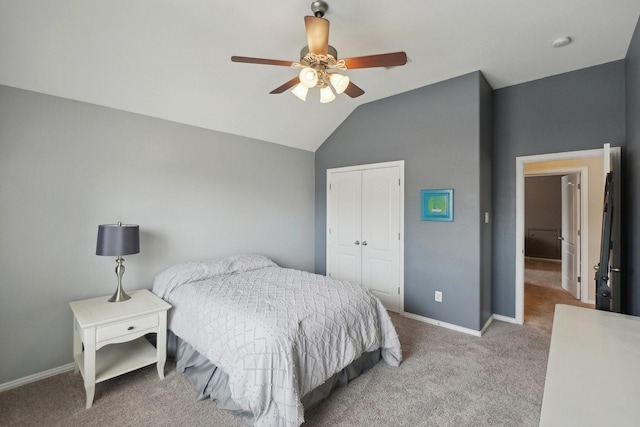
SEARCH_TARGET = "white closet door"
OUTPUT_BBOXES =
[328,170,362,284]
[361,167,400,312]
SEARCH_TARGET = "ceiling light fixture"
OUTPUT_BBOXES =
[231,0,408,102]
[320,85,336,103]
[299,67,318,88]
[289,45,348,103]
[291,83,309,101]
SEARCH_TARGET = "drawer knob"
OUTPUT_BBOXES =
[127,326,134,331]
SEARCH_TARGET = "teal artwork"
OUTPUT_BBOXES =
[421,189,453,221]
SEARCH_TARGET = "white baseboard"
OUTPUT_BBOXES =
[402,312,524,335]
[403,312,484,336]
[480,315,493,335]
[0,362,76,392]
[492,313,520,324]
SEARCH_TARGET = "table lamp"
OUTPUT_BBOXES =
[96,222,140,302]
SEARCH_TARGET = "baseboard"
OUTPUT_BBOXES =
[0,362,76,392]
[525,256,561,263]
[403,312,484,337]
[480,316,493,335]
[492,313,520,324]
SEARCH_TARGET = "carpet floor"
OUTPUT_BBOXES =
[1,286,593,427]
[524,257,562,290]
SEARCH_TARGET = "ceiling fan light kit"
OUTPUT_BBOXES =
[291,83,309,101]
[231,1,407,104]
[320,85,336,103]
[299,67,319,88]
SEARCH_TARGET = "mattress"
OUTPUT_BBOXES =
[153,254,402,427]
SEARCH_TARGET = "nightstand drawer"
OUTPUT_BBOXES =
[96,314,158,342]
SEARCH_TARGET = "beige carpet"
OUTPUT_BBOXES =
[1,288,589,427]
[525,257,561,289]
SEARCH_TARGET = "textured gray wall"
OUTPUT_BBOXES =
[315,72,490,330]
[479,75,493,327]
[492,61,626,317]
[0,85,315,385]
[525,176,562,233]
[625,18,640,315]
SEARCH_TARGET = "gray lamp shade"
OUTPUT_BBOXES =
[96,224,140,256]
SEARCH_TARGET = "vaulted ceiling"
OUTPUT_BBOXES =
[1,1,639,152]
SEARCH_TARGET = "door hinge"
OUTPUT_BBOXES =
[577,230,581,236]
[329,183,332,190]
[398,233,401,240]
[577,183,581,190]
[577,276,581,283]
[398,179,401,186]
[329,227,331,235]
[328,272,332,277]
[398,287,400,294]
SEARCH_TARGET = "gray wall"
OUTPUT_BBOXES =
[315,72,491,331]
[479,75,493,327]
[0,85,315,385]
[525,176,562,258]
[492,61,626,317]
[625,17,640,315]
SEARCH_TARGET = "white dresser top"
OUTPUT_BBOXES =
[540,304,640,426]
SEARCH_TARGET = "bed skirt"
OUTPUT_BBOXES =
[167,331,382,425]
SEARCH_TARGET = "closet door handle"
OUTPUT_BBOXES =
[362,241,368,246]
[354,240,360,245]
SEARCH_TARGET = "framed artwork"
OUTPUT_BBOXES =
[421,189,453,221]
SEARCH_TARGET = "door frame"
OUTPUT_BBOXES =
[326,160,405,314]
[515,149,602,324]
[525,168,587,300]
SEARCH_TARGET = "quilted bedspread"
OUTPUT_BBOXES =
[152,254,402,427]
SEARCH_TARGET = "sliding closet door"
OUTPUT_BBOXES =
[361,167,401,312]
[327,170,362,284]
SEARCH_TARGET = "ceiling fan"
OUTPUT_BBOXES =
[231,1,408,103]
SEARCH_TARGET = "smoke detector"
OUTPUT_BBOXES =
[551,37,572,48]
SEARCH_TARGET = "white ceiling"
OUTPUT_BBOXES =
[1,1,639,152]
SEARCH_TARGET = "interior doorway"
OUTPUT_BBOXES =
[524,168,586,301]
[515,148,607,324]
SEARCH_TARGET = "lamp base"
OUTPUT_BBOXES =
[108,256,131,303]
[108,286,131,302]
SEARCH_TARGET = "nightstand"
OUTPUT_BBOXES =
[69,289,172,409]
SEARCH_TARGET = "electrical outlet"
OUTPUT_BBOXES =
[435,291,443,302]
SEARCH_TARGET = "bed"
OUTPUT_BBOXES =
[152,254,402,427]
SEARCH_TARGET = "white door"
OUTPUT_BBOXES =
[328,170,362,284]
[561,173,580,299]
[361,167,401,312]
[327,162,404,313]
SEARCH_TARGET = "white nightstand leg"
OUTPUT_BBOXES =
[156,312,167,379]
[84,328,96,409]
[73,319,81,374]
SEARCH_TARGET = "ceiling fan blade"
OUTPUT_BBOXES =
[270,77,300,94]
[343,81,365,98]
[231,56,295,67]
[304,16,329,55]
[342,52,408,69]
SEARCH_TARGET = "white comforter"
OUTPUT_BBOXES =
[152,254,402,427]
